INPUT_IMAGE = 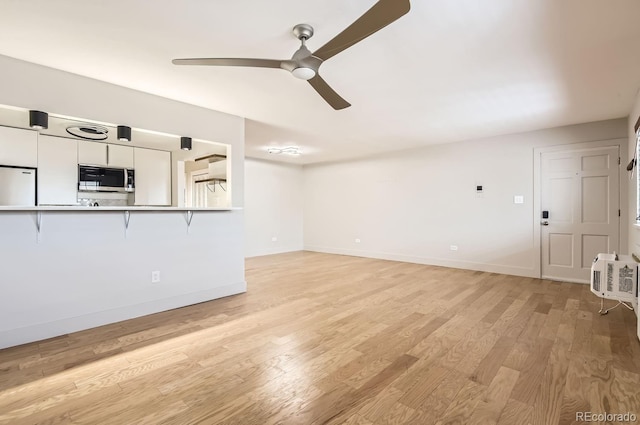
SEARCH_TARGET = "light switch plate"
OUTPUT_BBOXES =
[514,195,524,204]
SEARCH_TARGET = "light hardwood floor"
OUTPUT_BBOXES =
[1,251,639,425]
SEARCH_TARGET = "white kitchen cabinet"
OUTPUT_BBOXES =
[78,141,106,166]
[108,144,134,168]
[0,125,38,167]
[37,135,78,205]
[134,148,171,206]
[78,141,133,168]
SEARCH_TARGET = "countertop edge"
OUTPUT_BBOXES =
[0,206,243,212]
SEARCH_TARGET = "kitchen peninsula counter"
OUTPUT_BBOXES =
[0,206,240,211]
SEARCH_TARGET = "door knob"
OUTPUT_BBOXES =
[540,221,549,226]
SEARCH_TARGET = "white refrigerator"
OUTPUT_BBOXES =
[0,165,36,206]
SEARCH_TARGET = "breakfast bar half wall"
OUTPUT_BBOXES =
[0,208,246,349]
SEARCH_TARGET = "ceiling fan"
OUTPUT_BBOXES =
[172,0,411,110]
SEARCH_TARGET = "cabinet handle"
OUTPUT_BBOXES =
[106,144,109,165]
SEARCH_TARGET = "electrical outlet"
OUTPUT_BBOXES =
[450,245,458,251]
[355,238,361,243]
[271,236,278,242]
[151,271,160,283]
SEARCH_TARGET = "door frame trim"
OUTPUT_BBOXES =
[188,169,210,207]
[533,138,627,279]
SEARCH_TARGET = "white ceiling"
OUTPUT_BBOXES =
[1,0,639,164]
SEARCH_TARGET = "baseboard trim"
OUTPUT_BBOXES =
[0,281,247,350]
[303,245,538,278]
[245,246,304,258]
[541,275,589,284]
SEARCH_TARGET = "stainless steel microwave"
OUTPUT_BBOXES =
[78,165,135,193]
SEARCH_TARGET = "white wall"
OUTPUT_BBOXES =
[627,91,640,315]
[304,119,628,278]
[0,55,246,349]
[245,158,303,257]
[628,94,640,255]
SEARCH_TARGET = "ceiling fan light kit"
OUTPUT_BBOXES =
[292,67,316,80]
[172,0,411,110]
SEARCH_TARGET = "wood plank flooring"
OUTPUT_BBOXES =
[0,251,639,424]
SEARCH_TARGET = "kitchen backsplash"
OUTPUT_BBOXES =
[77,191,133,207]
[78,197,133,207]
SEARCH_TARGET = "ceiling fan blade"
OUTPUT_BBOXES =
[308,75,351,110]
[172,58,284,68]
[313,0,410,61]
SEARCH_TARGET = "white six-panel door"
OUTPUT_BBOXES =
[540,146,619,283]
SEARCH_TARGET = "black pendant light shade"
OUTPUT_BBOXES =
[29,110,48,130]
[181,136,192,151]
[117,125,132,142]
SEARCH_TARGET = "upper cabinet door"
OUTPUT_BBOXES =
[107,144,134,168]
[78,141,107,166]
[37,135,78,206]
[0,126,38,167]
[134,148,171,206]
[78,142,134,168]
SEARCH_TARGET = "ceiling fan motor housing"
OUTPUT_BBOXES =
[285,41,322,80]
